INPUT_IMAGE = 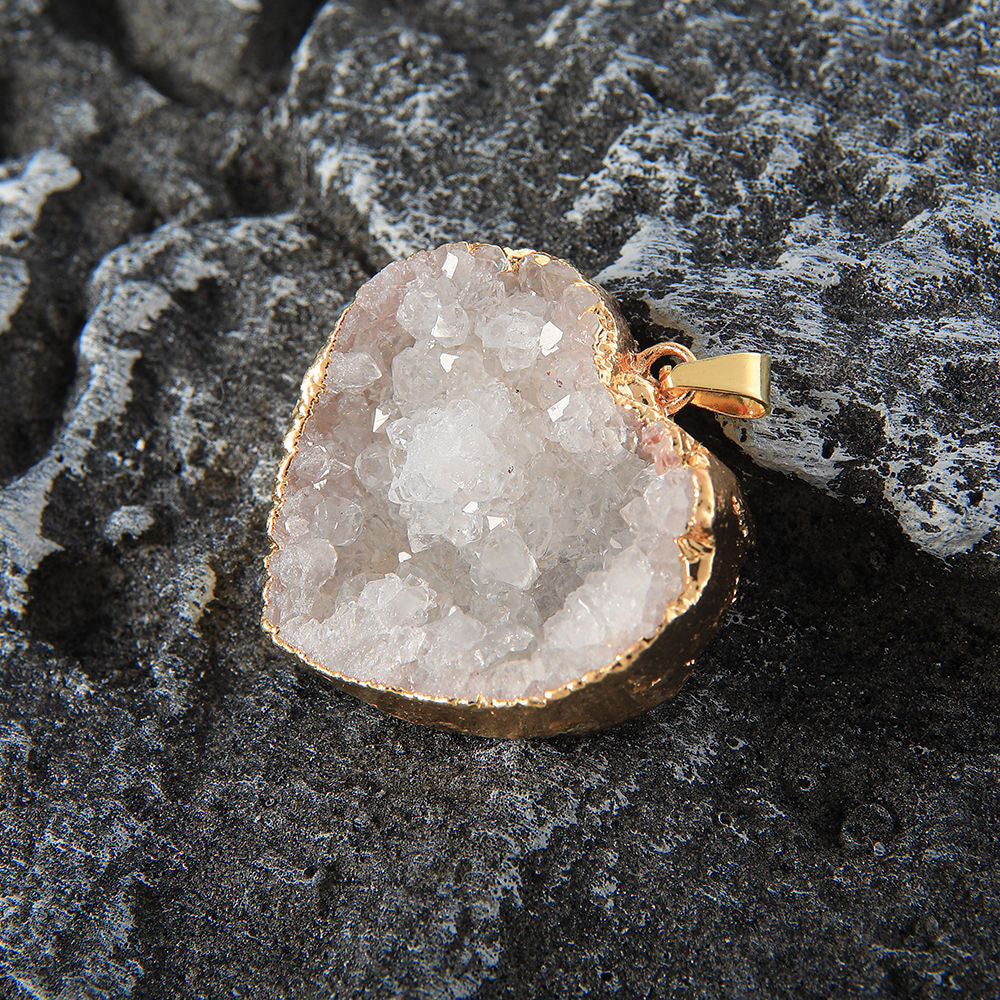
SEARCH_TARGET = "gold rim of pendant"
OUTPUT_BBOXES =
[262,245,770,738]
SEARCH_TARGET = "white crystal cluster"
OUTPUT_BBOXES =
[265,243,694,700]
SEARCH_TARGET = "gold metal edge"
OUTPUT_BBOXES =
[261,243,750,737]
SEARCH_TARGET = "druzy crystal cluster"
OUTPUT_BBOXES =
[265,243,694,700]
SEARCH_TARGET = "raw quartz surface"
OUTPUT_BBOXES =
[265,243,693,700]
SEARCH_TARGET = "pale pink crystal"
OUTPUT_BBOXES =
[638,422,684,475]
[264,243,694,701]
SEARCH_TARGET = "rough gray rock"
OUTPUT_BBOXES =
[112,0,326,107]
[0,150,82,481]
[273,0,1000,558]
[1,1,999,998]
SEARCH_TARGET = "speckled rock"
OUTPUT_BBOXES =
[113,0,324,106]
[273,0,1000,559]
[1,1,999,999]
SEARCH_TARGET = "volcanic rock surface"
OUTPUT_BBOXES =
[1,2,999,998]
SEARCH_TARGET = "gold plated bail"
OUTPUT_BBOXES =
[621,342,772,420]
[659,350,771,419]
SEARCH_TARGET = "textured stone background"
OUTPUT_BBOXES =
[1,1,999,997]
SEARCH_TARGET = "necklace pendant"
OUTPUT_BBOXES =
[262,243,770,737]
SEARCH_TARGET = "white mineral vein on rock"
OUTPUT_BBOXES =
[0,152,80,338]
[265,243,693,700]
[0,215,312,616]
[0,149,81,245]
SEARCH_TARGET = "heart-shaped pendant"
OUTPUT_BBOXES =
[262,243,770,736]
